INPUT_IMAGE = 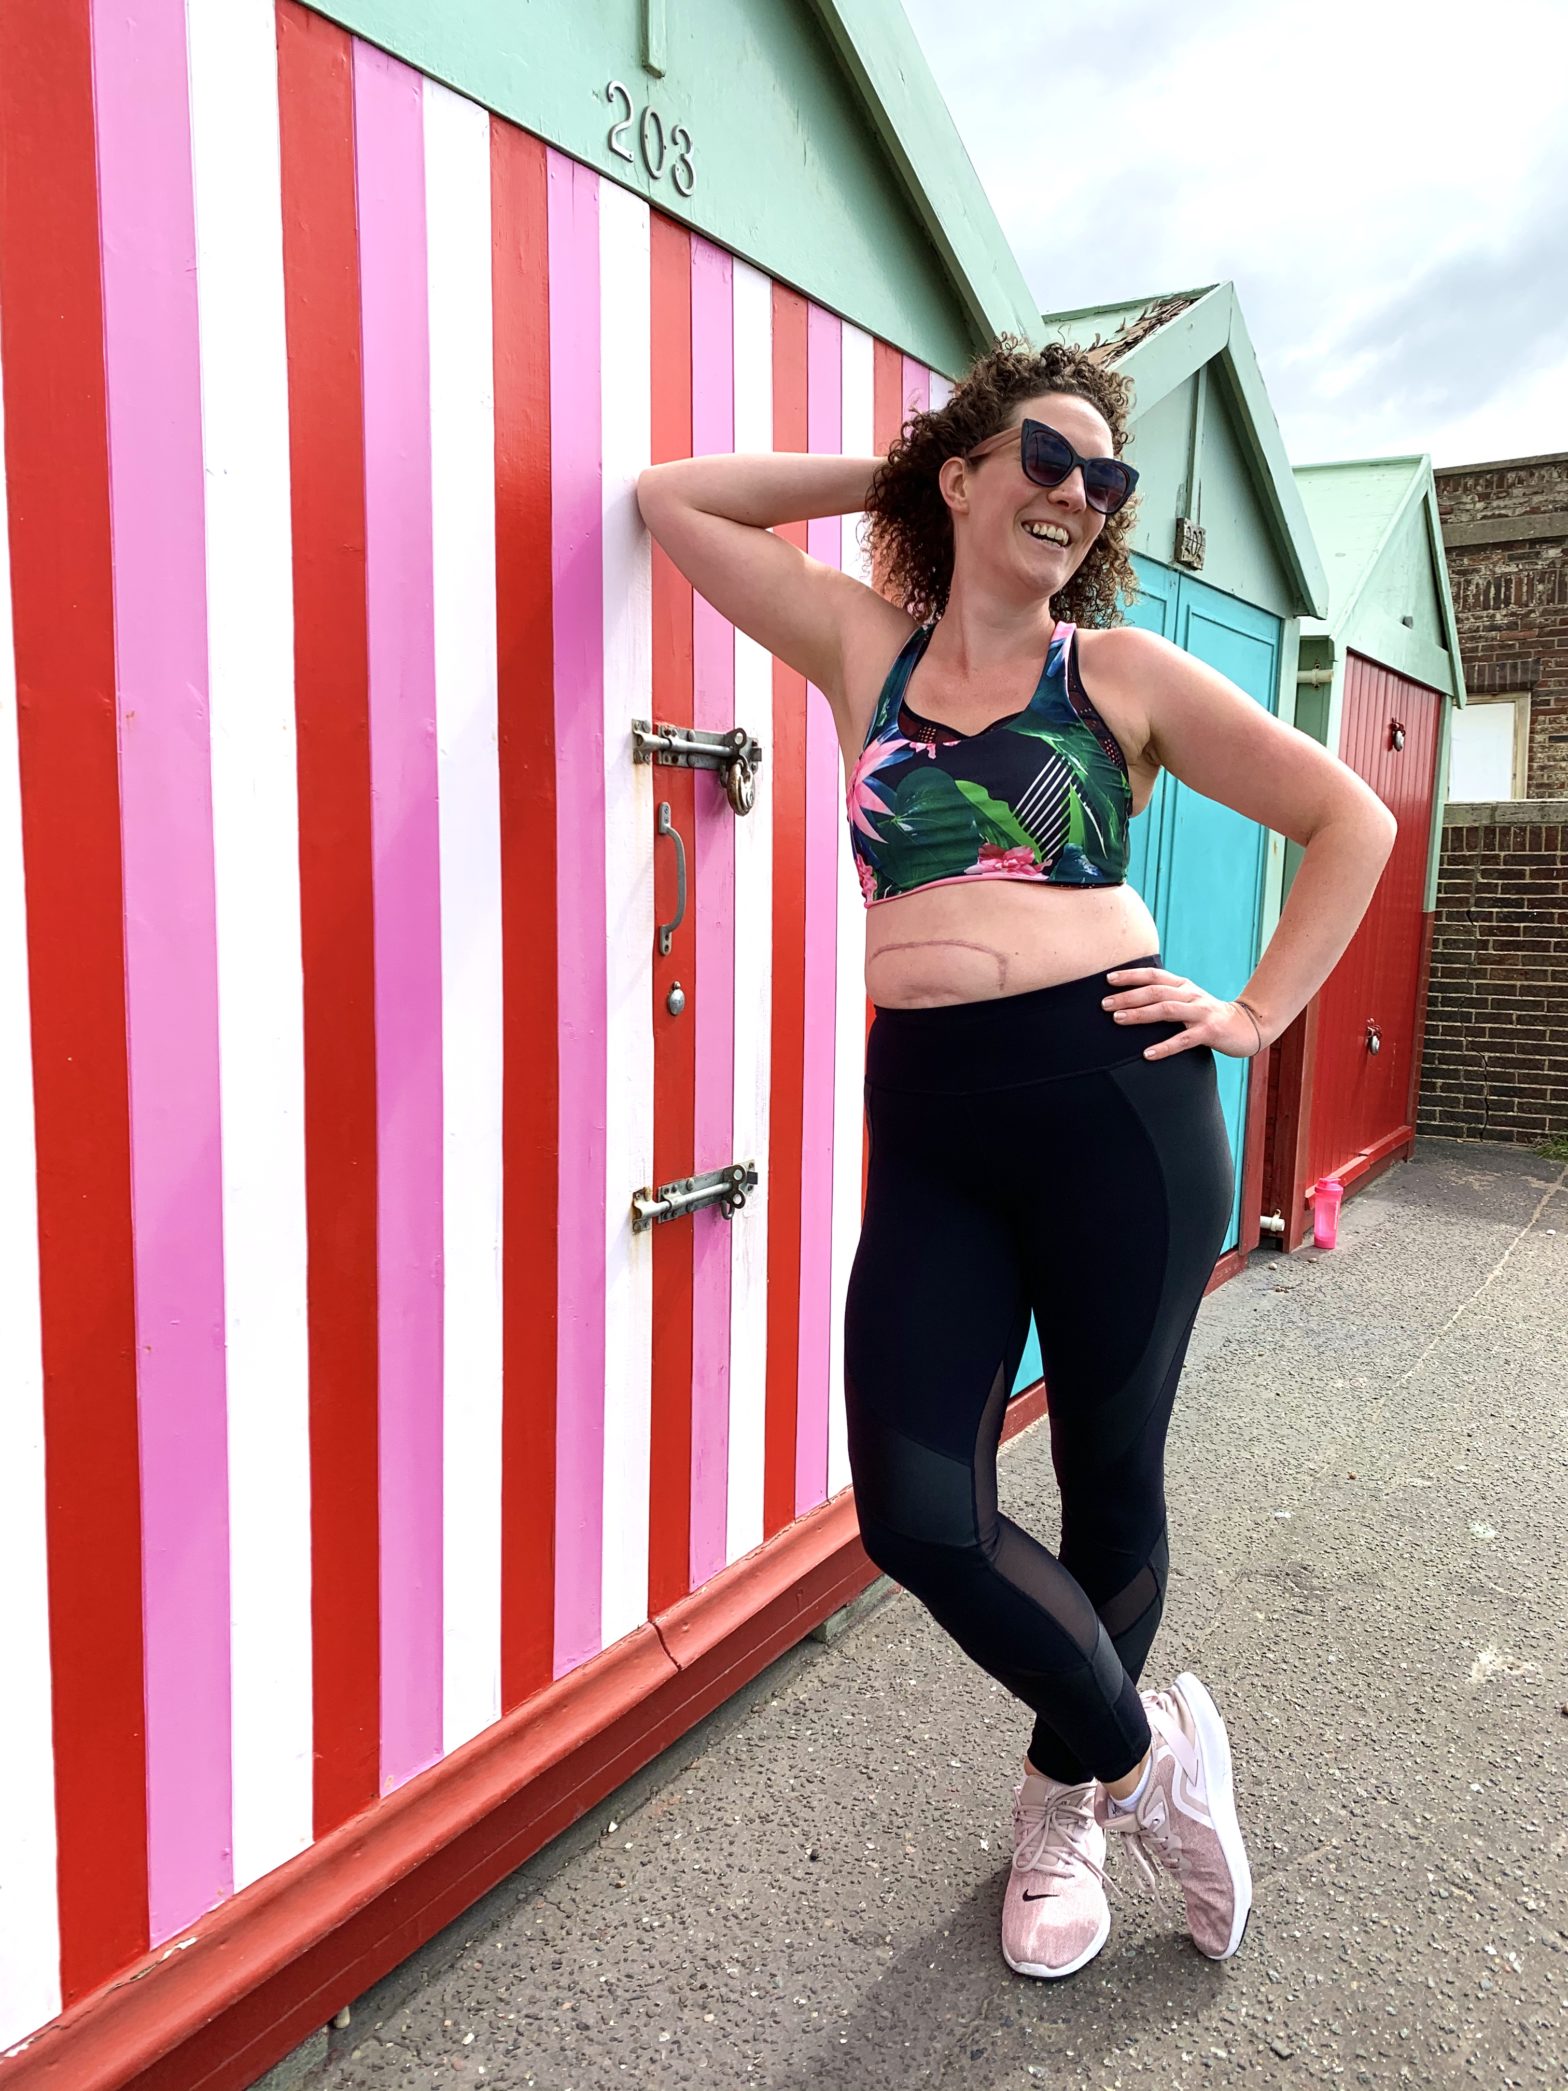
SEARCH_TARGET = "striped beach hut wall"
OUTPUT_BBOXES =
[0,1,1041,2081]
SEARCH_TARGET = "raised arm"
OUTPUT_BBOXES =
[635,451,886,703]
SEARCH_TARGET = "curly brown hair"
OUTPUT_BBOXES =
[863,332,1140,629]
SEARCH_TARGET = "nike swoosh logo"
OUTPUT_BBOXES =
[1021,1890,1056,1901]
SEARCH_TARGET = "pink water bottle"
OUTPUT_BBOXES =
[1313,1176,1344,1249]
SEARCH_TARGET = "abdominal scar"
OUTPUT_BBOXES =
[868,939,1009,987]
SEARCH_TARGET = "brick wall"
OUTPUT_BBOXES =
[1418,799,1568,1145]
[1435,453,1568,798]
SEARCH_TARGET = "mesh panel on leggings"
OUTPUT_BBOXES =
[849,1355,1112,1671]
[1097,1520,1169,1640]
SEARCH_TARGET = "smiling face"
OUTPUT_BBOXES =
[940,390,1117,606]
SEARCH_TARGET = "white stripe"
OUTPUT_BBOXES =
[188,0,312,1891]
[826,322,876,1500]
[725,258,775,1563]
[0,229,62,2058]
[425,80,504,1752]
[598,180,656,1645]
[929,371,954,410]
[1016,754,1073,848]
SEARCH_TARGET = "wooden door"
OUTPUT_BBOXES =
[1304,656,1442,1190]
[1121,560,1281,1256]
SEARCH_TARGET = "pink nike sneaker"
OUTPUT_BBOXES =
[1000,1759,1112,1979]
[1096,1671,1253,1959]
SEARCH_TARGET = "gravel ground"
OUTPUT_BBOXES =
[285,1136,1568,2091]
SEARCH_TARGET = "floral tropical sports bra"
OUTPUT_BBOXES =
[845,618,1133,907]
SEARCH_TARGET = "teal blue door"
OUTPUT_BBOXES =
[1011,558,1280,1396]
[1123,559,1280,1256]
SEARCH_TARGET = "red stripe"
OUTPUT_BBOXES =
[864,340,906,1213]
[275,0,381,1836]
[0,0,148,1998]
[647,210,697,1613]
[763,284,809,1539]
[492,119,560,1710]
[872,340,904,471]
[0,1497,888,2091]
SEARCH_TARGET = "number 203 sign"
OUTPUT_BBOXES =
[605,80,696,196]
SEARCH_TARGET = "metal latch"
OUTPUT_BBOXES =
[632,721,763,817]
[630,1160,759,1234]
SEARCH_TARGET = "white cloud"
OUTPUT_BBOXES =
[902,0,1568,466]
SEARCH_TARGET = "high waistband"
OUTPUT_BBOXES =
[866,951,1188,1094]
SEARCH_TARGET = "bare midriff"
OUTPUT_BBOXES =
[835,614,1162,1010]
[861,878,1162,1009]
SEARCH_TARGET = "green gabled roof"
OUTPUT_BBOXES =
[1294,456,1465,700]
[803,0,1043,351]
[1041,282,1328,619]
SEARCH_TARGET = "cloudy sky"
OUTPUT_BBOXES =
[901,0,1568,470]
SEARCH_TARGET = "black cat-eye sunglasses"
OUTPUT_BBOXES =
[964,416,1139,517]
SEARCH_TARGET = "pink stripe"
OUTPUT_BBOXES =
[795,303,842,1513]
[90,0,233,1937]
[354,43,446,1787]
[902,355,930,422]
[546,149,607,1672]
[688,238,736,1587]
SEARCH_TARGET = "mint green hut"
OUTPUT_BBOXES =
[1263,458,1464,1247]
[1036,283,1327,1271]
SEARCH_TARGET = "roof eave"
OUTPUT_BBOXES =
[804,0,1043,359]
[1208,289,1328,620]
[1041,283,1218,334]
[1101,284,1327,619]
[1422,466,1468,702]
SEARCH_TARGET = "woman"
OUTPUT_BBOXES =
[635,336,1394,1981]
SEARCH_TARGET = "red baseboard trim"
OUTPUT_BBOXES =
[4,1388,1054,2091]
[1205,1243,1247,1293]
[1000,1378,1049,1438]
[1308,1122,1414,1200]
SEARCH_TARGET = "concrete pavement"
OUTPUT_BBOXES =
[288,1136,1568,2091]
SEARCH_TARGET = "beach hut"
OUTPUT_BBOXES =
[1265,458,1464,1249]
[0,1,1040,2081]
[1037,284,1327,1292]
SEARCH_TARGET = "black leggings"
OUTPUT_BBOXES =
[844,952,1234,1785]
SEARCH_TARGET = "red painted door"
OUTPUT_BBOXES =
[1306,655,1442,1189]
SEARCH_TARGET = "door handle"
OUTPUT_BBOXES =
[655,801,686,957]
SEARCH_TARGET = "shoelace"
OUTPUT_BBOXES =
[1104,1804,1182,1899]
[1011,1782,1114,1898]
[1102,1710,1190,1901]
